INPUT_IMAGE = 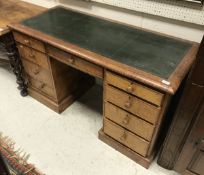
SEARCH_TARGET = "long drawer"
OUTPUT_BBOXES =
[104,118,149,157]
[21,59,53,87]
[47,45,103,79]
[28,77,56,99]
[104,102,154,141]
[13,31,45,53]
[17,44,49,70]
[105,71,164,106]
[105,85,161,124]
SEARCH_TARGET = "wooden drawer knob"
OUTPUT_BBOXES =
[122,115,130,125]
[127,85,133,92]
[29,53,35,59]
[68,57,75,64]
[38,82,45,89]
[119,131,127,141]
[124,101,131,108]
[33,66,40,75]
[24,39,31,45]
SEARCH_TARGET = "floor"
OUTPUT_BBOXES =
[0,64,179,175]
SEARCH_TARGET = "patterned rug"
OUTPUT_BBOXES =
[0,133,44,175]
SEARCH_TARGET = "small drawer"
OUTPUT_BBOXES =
[28,77,57,99]
[13,31,45,53]
[105,71,164,106]
[105,85,161,124]
[47,45,103,79]
[104,118,149,157]
[17,44,49,70]
[21,59,53,87]
[105,102,154,141]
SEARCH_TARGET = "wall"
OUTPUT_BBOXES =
[93,0,204,25]
[22,0,204,42]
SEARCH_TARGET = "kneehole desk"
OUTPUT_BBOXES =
[9,6,199,168]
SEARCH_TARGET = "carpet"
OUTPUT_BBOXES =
[0,133,44,175]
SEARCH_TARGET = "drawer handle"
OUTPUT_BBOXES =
[33,66,40,75]
[119,131,127,141]
[38,82,45,89]
[127,85,134,92]
[124,101,131,108]
[122,115,130,125]
[29,53,35,59]
[68,57,75,64]
[24,39,31,45]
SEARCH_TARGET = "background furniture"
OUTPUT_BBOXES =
[157,36,204,175]
[9,6,199,168]
[0,0,45,96]
[0,153,10,175]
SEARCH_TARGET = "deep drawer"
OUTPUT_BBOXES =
[105,85,161,124]
[104,102,154,141]
[13,31,45,53]
[17,44,49,70]
[103,118,149,157]
[21,59,53,87]
[105,71,164,106]
[28,77,56,100]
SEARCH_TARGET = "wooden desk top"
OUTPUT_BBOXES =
[9,6,199,94]
[0,0,45,36]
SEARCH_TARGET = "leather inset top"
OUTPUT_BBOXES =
[22,7,192,79]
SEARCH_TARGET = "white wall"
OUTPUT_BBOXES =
[22,0,204,42]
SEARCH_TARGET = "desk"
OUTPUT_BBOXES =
[9,6,199,168]
[0,0,45,95]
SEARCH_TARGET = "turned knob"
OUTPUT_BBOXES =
[124,101,131,108]
[24,39,30,45]
[122,115,130,125]
[127,85,133,92]
[29,53,35,59]
[120,131,126,141]
[68,57,75,64]
[33,66,40,75]
[38,82,45,89]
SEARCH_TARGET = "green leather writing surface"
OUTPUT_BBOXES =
[22,7,192,79]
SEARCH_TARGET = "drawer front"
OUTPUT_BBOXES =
[106,71,164,106]
[105,102,154,141]
[13,31,45,53]
[104,118,149,157]
[17,44,49,70]
[22,59,53,87]
[47,45,103,79]
[105,85,161,124]
[28,77,56,99]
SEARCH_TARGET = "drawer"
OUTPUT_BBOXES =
[104,118,149,157]
[105,85,161,124]
[105,71,164,106]
[17,44,49,70]
[104,102,154,141]
[28,77,57,99]
[47,45,103,79]
[13,31,45,53]
[21,59,53,87]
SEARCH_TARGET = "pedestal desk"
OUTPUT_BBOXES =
[9,6,199,168]
[0,0,45,96]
